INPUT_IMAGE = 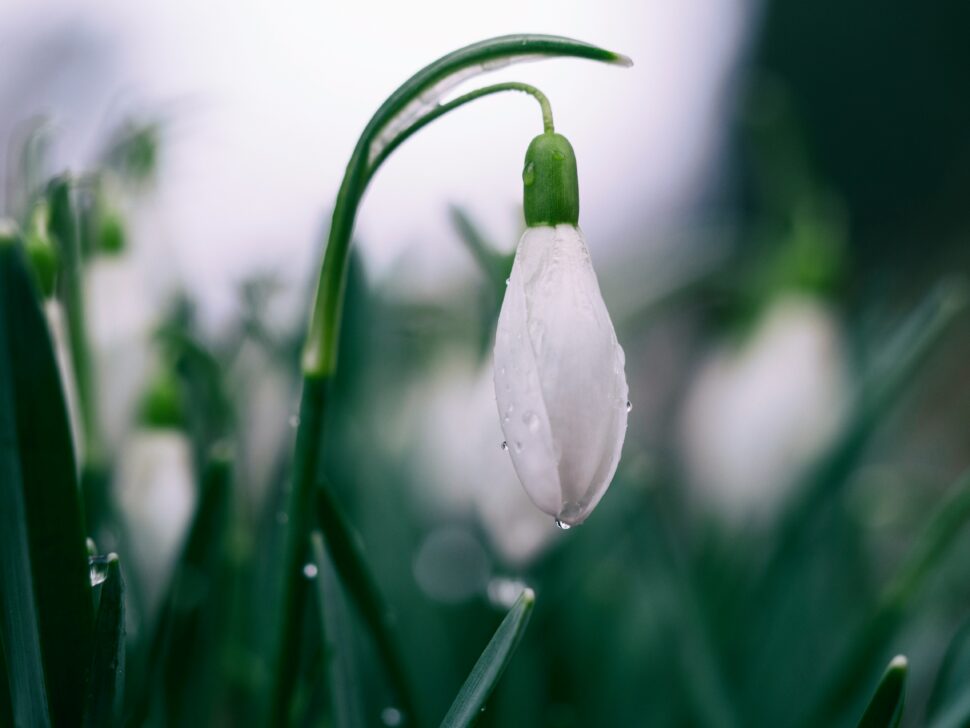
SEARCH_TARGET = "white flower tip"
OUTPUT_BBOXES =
[494,225,628,527]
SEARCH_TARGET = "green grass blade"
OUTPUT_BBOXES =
[857,656,907,728]
[803,470,970,726]
[314,484,418,725]
[126,448,233,726]
[0,226,93,726]
[0,224,52,728]
[440,588,536,727]
[310,532,364,728]
[83,555,124,728]
[763,278,967,588]
[927,693,970,728]
[47,177,100,466]
[0,647,13,726]
[926,620,970,723]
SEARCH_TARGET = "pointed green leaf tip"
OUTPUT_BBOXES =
[610,52,634,67]
[441,587,536,726]
[523,132,580,227]
[857,655,907,728]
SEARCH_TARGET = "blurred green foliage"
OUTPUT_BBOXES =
[1,12,969,728]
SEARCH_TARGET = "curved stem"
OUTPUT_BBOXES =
[301,33,630,380]
[366,82,554,183]
[270,34,631,727]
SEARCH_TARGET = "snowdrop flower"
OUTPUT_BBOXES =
[494,132,629,528]
[679,294,851,521]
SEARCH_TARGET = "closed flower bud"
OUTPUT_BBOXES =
[494,133,628,527]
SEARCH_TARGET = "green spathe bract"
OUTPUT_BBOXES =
[523,132,580,227]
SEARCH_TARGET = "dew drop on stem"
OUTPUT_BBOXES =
[89,557,111,586]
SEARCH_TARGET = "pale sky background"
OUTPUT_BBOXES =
[1,0,752,328]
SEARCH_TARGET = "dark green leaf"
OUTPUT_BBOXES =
[83,555,124,728]
[440,588,536,727]
[314,483,418,725]
[804,470,970,727]
[47,177,100,467]
[927,620,970,723]
[0,225,94,726]
[310,532,364,728]
[776,278,967,554]
[127,448,233,726]
[0,224,52,728]
[857,656,907,728]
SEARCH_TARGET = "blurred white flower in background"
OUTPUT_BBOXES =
[85,250,156,453]
[115,427,196,609]
[402,354,558,568]
[232,338,296,507]
[679,294,852,521]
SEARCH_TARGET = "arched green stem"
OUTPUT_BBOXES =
[301,34,630,380]
[270,34,631,728]
[367,82,555,179]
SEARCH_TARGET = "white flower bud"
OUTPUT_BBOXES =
[493,224,628,527]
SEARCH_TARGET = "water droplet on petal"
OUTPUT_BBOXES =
[303,563,318,579]
[381,707,403,726]
[555,519,571,530]
[505,277,510,286]
[289,414,301,428]
[626,400,632,412]
[500,441,509,451]
[523,411,540,433]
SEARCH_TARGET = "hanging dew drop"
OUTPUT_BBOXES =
[505,277,510,286]
[522,161,536,187]
[381,707,403,726]
[626,400,632,412]
[89,557,111,586]
[555,519,571,530]
[303,563,318,579]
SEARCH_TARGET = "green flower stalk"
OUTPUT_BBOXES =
[270,35,631,726]
[25,202,58,298]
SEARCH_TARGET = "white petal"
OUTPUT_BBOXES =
[494,225,628,526]
[678,294,851,520]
